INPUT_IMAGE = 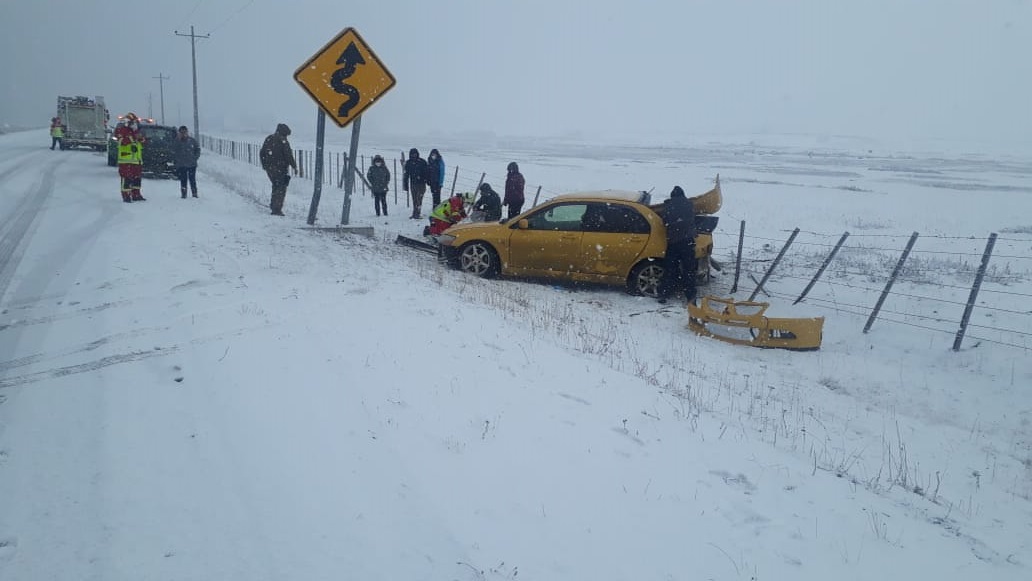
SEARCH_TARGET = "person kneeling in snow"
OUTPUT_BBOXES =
[425,193,469,236]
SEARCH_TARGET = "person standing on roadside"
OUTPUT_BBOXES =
[114,113,146,203]
[403,148,429,219]
[367,154,390,217]
[172,125,201,198]
[260,123,298,216]
[503,161,525,219]
[49,117,64,150]
[426,148,446,207]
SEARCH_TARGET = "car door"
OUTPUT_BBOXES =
[507,202,587,277]
[579,202,652,278]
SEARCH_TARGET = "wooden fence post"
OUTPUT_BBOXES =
[864,231,919,333]
[794,231,850,304]
[953,233,998,351]
[748,228,800,301]
[730,220,746,294]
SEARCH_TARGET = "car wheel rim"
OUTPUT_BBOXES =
[461,245,492,275]
[637,265,664,297]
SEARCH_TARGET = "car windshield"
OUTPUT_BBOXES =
[140,126,176,142]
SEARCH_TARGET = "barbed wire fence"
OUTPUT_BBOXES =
[714,224,1032,353]
[198,135,568,210]
[199,134,1032,354]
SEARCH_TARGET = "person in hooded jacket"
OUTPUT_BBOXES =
[472,182,502,222]
[260,123,298,216]
[503,161,525,219]
[426,193,468,236]
[657,185,698,303]
[426,148,446,207]
[367,154,391,217]
[403,148,429,219]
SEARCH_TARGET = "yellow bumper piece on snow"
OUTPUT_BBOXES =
[687,296,824,351]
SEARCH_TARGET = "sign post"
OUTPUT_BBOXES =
[293,27,396,225]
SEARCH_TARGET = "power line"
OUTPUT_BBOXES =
[209,0,256,34]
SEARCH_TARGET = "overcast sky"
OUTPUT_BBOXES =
[2,0,1030,146]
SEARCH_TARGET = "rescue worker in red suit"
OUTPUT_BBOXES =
[426,193,469,236]
[115,113,147,202]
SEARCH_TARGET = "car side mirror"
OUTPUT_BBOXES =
[517,219,530,230]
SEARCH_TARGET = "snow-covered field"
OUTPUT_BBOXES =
[1,127,1030,580]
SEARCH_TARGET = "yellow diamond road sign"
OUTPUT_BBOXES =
[294,27,396,128]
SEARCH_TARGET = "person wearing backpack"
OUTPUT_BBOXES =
[260,123,298,216]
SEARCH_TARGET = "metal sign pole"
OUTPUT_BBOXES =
[307,109,327,225]
[340,115,362,225]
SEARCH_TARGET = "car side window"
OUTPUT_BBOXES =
[526,203,588,231]
[583,203,651,234]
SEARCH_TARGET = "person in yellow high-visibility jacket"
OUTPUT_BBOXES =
[114,113,147,202]
[49,117,64,150]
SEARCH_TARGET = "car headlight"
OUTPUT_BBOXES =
[437,233,456,246]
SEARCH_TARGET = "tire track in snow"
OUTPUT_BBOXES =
[0,153,62,306]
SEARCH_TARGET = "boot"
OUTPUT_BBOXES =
[192,191,198,198]
[181,187,188,199]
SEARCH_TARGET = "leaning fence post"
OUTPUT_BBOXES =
[795,231,850,304]
[532,185,542,207]
[393,158,399,204]
[864,231,919,333]
[338,153,348,189]
[450,166,459,196]
[748,228,800,301]
[474,172,486,199]
[730,220,746,294]
[953,233,997,351]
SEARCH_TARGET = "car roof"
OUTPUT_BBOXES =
[548,190,650,204]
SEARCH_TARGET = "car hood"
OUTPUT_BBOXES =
[447,220,513,236]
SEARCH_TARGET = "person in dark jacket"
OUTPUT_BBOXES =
[403,148,429,219]
[472,182,502,222]
[657,186,698,303]
[426,148,445,207]
[171,126,201,198]
[503,161,525,219]
[367,154,390,217]
[260,123,298,216]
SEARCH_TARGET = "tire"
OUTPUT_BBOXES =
[458,241,500,278]
[627,259,665,297]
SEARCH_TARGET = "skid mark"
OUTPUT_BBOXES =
[0,325,171,373]
[0,348,180,389]
[0,300,132,332]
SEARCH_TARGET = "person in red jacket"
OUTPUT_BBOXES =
[425,193,469,236]
[114,113,147,202]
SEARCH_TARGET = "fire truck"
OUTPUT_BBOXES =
[55,95,110,150]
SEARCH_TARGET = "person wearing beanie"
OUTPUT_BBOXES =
[402,148,429,219]
[657,185,697,303]
[503,161,525,219]
[367,154,391,217]
[260,123,298,216]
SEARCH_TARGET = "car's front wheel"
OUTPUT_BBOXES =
[628,260,665,297]
[458,241,500,278]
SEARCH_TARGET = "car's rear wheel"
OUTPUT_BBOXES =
[458,241,500,278]
[628,260,665,297]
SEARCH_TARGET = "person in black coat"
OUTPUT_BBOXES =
[403,148,429,219]
[658,186,698,303]
[472,183,502,222]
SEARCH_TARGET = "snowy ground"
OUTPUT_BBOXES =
[1,127,1030,580]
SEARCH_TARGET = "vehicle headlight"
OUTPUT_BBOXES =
[437,234,456,246]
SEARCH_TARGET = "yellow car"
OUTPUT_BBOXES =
[438,179,722,297]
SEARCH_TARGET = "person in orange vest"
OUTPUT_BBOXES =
[114,113,146,202]
[425,192,469,236]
